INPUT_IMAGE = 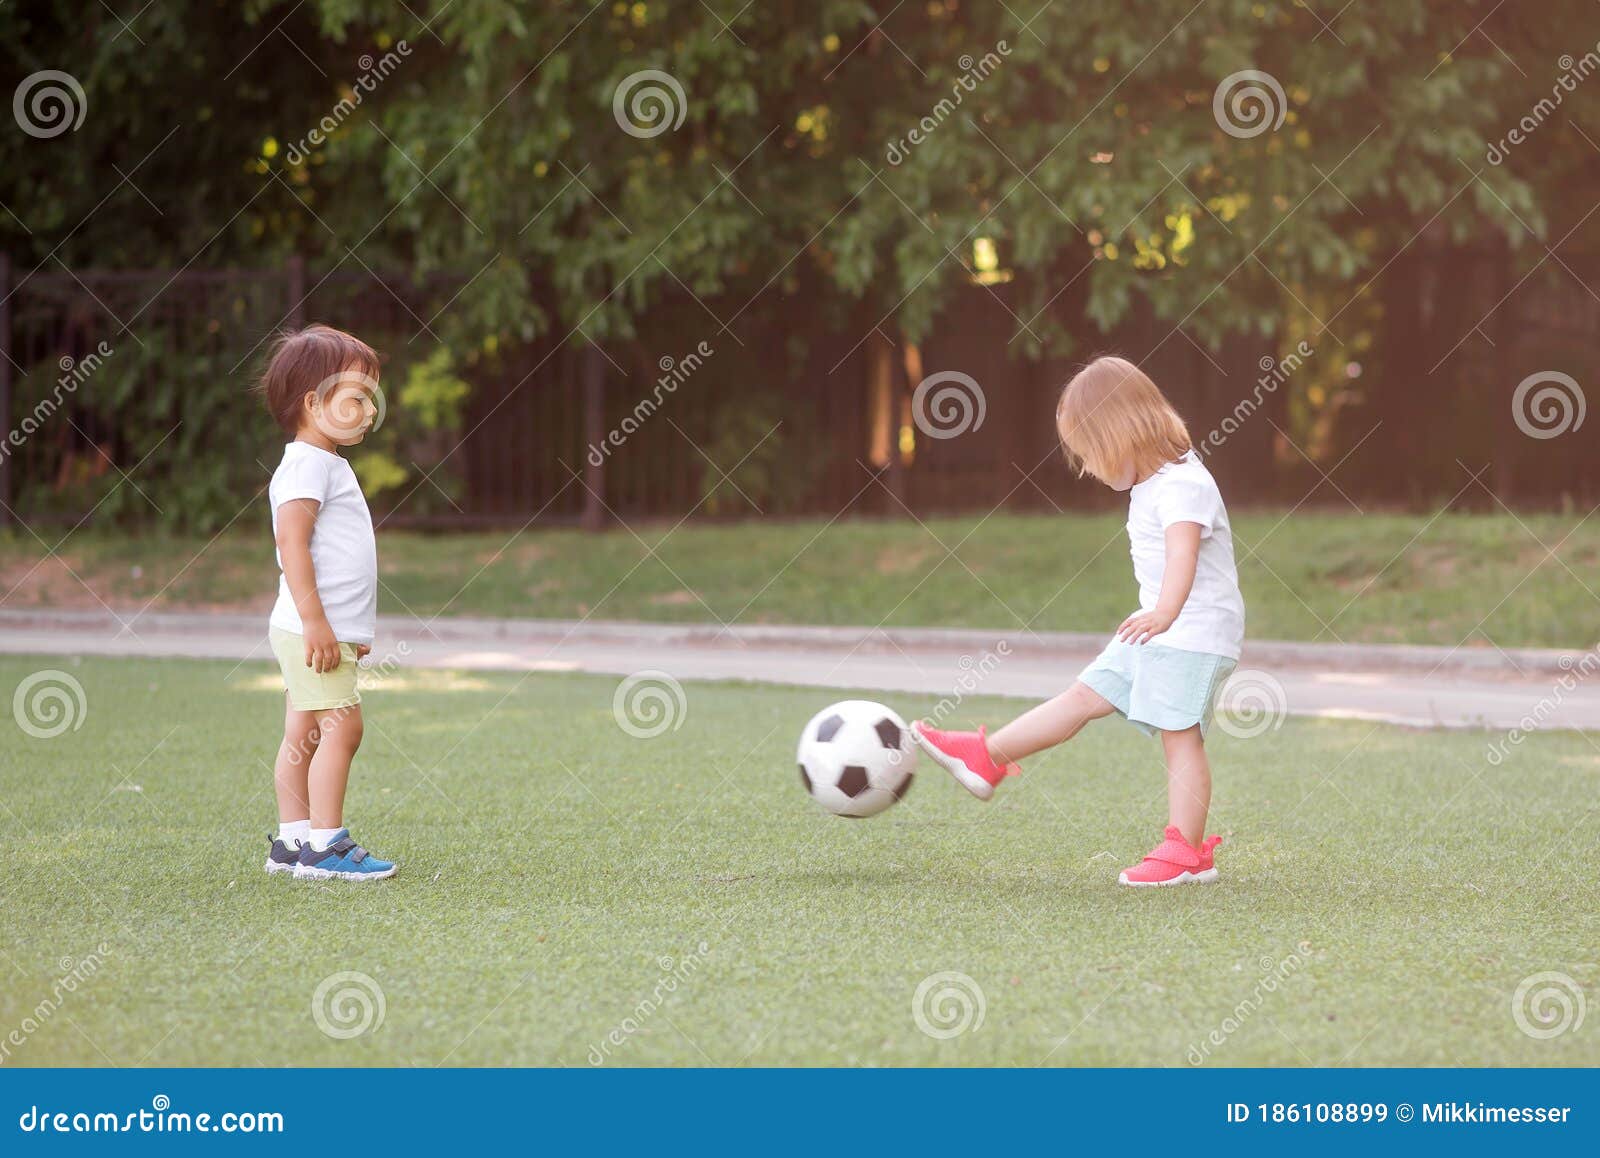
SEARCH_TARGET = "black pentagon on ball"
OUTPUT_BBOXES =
[873,718,902,749]
[814,714,845,743]
[892,771,914,801]
[798,762,813,794]
[837,765,870,798]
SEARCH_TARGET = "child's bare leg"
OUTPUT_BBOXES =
[308,704,363,830]
[987,681,1115,765]
[1161,725,1210,847]
[275,701,318,823]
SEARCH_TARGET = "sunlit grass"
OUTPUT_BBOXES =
[3,510,1597,647]
[2,655,1595,1066]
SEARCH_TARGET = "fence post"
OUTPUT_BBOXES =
[887,337,911,511]
[581,344,606,531]
[1489,244,1517,504]
[0,253,11,527]
[287,254,307,330]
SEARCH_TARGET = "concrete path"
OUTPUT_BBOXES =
[1,609,1596,732]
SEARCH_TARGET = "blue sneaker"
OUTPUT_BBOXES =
[293,829,398,882]
[265,835,301,876]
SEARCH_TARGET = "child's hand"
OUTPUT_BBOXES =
[355,644,372,663]
[303,619,342,672]
[1117,607,1177,645]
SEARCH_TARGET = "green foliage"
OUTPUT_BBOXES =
[245,0,1571,356]
[0,1,371,267]
[397,346,471,431]
[4,322,475,528]
[4,0,1584,343]
[351,449,409,500]
[4,331,276,532]
[696,386,826,516]
[358,346,479,515]
[352,344,473,507]
[6,1,1599,525]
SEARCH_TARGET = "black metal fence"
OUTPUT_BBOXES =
[1,245,1594,533]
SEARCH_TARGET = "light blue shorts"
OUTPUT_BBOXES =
[1077,639,1237,738]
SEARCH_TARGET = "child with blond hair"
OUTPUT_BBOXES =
[914,356,1245,886]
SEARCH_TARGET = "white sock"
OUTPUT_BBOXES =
[309,826,344,851]
[277,819,310,849]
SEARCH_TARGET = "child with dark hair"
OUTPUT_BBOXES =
[258,324,397,882]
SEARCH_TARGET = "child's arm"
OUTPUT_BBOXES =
[275,498,343,673]
[1117,521,1202,644]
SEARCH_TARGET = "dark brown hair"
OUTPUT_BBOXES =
[258,324,381,435]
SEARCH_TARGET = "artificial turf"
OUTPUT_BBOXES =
[1,654,1595,1066]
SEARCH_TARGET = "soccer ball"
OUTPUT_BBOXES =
[796,700,918,818]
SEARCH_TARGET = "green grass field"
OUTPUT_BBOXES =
[4,509,1598,647]
[2,654,1596,1067]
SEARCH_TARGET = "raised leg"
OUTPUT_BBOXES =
[986,681,1116,766]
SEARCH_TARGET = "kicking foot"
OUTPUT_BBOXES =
[264,835,301,876]
[910,722,1019,801]
[1118,826,1222,887]
[293,829,398,882]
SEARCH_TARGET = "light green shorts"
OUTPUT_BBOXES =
[1078,639,1237,738]
[269,626,361,712]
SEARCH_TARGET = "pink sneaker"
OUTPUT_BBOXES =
[910,722,1019,801]
[1118,827,1223,887]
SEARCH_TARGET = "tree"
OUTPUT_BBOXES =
[5,0,1597,518]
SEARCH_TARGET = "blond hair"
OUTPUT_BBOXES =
[1055,356,1191,485]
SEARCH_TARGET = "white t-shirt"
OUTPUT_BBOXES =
[268,442,378,645]
[1125,450,1245,659]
